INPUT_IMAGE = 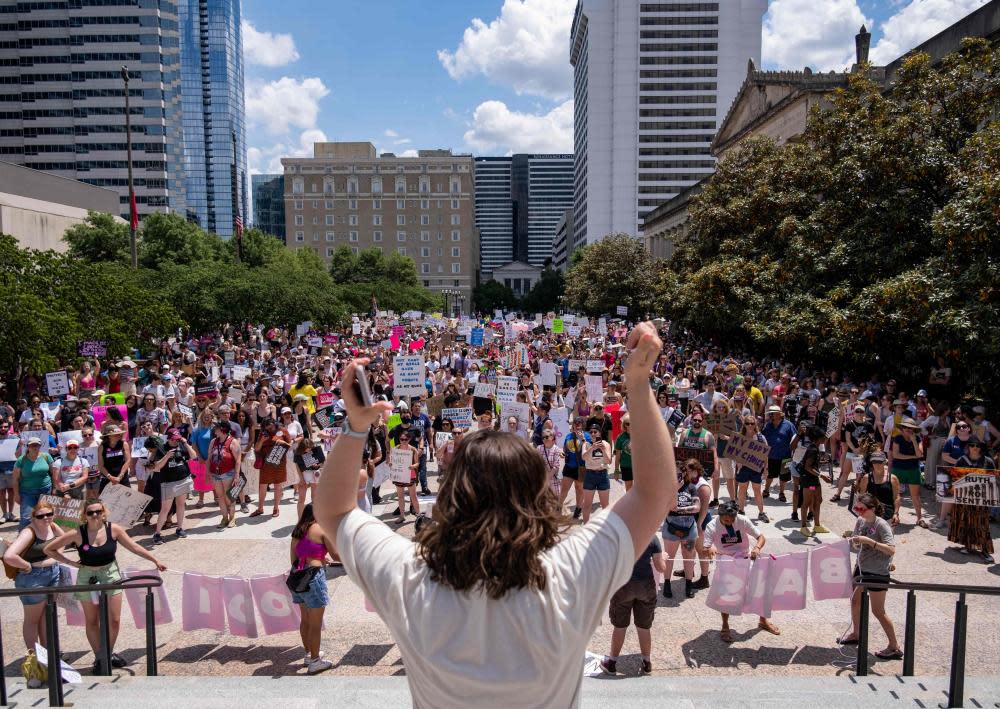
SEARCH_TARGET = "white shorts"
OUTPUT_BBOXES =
[846,452,862,474]
[134,459,150,482]
[719,457,736,480]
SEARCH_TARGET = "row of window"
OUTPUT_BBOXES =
[290,175,464,195]
[640,3,719,11]
[291,198,462,211]
[294,212,462,227]
[289,226,464,243]
[639,29,717,39]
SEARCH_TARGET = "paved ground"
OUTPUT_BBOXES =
[2,461,998,683]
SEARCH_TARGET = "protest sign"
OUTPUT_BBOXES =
[99,485,153,528]
[131,435,148,459]
[424,394,445,418]
[825,405,841,440]
[232,365,251,382]
[77,340,107,357]
[435,431,452,448]
[549,407,570,441]
[100,393,126,406]
[586,359,604,374]
[936,467,1000,506]
[470,327,484,346]
[441,407,474,429]
[704,412,740,438]
[473,382,495,399]
[597,318,608,335]
[223,350,235,366]
[316,392,335,408]
[392,355,426,397]
[809,540,853,601]
[585,375,603,403]
[177,404,193,419]
[390,447,412,484]
[0,437,19,462]
[567,325,582,337]
[537,362,558,388]
[352,322,361,335]
[568,358,584,374]
[723,434,770,474]
[39,494,85,530]
[495,376,518,404]
[41,401,60,421]
[616,305,628,316]
[705,557,751,615]
[195,383,218,399]
[552,319,564,334]
[264,443,289,467]
[92,405,128,438]
[46,370,70,398]
[500,402,531,436]
[673,445,715,470]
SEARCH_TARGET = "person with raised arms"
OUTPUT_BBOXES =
[314,322,676,709]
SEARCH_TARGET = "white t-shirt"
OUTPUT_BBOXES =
[337,507,633,709]
[703,515,760,556]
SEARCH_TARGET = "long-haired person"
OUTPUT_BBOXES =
[45,501,166,672]
[661,459,702,599]
[3,500,62,657]
[289,503,335,674]
[314,322,675,708]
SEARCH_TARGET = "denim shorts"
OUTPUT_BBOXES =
[661,517,698,548]
[14,564,61,605]
[290,567,329,609]
[735,467,763,485]
[583,469,610,491]
[211,471,236,483]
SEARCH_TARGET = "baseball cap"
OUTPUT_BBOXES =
[280,407,293,415]
[26,436,43,446]
[854,405,866,413]
[916,389,928,398]
[66,439,80,448]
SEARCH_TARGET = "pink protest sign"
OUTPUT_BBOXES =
[189,459,213,492]
[809,540,853,601]
[122,568,173,628]
[389,333,400,351]
[743,555,772,617]
[317,392,335,408]
[58,566,86,626]
[391,325,405,339]
[705,556,751,615]
[92,405,129,440]
[250,574,300,635]
[223,577,259,638]
[409,338,425,351]
[182,573,226,632]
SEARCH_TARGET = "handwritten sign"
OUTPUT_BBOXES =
[552,319,564,334]
[435,432,452,448]
[392,355,426,397]
[440,407,474,429]
[936,467,1000,506]
[389,448,412,484]
[673,445,715,470]
[705,412,740,438]
[568,359,585,374]
[586,359,604,374]
[77,340,107,357]
[495,376,518,404]
[231,365,251,382]
[223,350,235,366]
[537,362,558,388]
[424,394,446,418]
[46,370,70,397]
[99,485,153,528]
[616,305,628,316]
[473,383,495,399]
[39,494,85,530]
[723,434,770,474]
[585,375,603,403]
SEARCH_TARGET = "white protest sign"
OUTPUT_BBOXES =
[392,355,426,397]
[131,435,148,459]
[473,382,495,398]
[537,362,558,388]
[232,365,251,382]
[389,447,412,484]
[568,359,585,374]
[586,359,604,374]
[352,322,361,335]
[616,305,628,316]
[372,462,391,488]
[0,438,18,462]
[495,375,518,404]
[435,431,453,448]
[585,375,604,403]
[500,402,531,437]
[597,318,608,335]
[57,430,84,448]
[41,401,60,421]
[46,370,70,397]
[177,403,193,419]
[825,406,841,440]
[550,407,570,441]
[227,388,245,404]
[99,484,153,528]
[567,325,582,337]
[441,407,474,428]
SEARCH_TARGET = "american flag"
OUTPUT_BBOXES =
[129,191,138,231]
[234,212,243,240]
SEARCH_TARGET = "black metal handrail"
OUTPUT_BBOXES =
[0,573,163,708]
[854,578,1000,708]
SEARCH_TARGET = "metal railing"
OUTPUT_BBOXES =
[0,573,163,708]
[855,578,1000,708]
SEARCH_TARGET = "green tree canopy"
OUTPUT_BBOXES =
[564,233,657,317]
[520,267,565,314]
[62,211,130,263]
[473,280,518,314]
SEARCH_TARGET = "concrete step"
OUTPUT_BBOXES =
[3,674,997,708]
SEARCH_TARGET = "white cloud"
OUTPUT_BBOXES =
[870,0,990,64]
[241,20,299,67]
[463,99,573,154]
[394,138,412,145]
[438,0,575,100]
[398,149,419,158]
[762,0,872,70]
[246,77,329,135]
[247,128,328,175]
[384,129,399,138]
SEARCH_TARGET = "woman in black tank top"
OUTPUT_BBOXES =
[43,501,166,672]
[856,453,900,525]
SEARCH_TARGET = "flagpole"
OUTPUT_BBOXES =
[122,65,137,269]
[231,129,242,264]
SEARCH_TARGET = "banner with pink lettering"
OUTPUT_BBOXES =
[57,566,86,627]
[742,551,808,617]
[182,573,226,632]
[223,576,259,638]
[705,557,751,615]
[249,574,300,635]
[122,568,173,628]
[809,540,853,600]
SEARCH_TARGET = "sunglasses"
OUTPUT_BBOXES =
[957,425,970,430]
[34,512,54,519]
[852,505,869,513]
[85,509,103,517]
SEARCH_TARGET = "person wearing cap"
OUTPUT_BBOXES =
[55,439,89,500]
[948,438,995,563]
[856,448,900,525]
[762,405,796,501]
[12,437,54,530]
[702,500,779,642]
[832,405,876,502]
[890,418,925,527]
[580,423,612,524]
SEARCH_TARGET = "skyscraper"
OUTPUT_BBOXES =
[0,0,186,220]
[178,0,247,237]
[251,173,285,242]
[474,154,574,277]
[569,0,766,250]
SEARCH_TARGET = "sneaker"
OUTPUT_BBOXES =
[307,657,333,675]
[573,507,582,520]
[692,576,710,590]
[176,528,187,538]
[240,503,249,514]
[758,512,769,523]
[640,659,653,675]
[983,552,995,563]
[790,512,799,522]
[709,498,719,508]
[152,533,164,545]
[303,650,325,666]
[662,582,672,598]
[778,494,787,503]
[813,525,830,534]
[227,516,237,528]
[599,658,617,674]
[110,653,127,668]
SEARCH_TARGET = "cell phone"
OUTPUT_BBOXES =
[352,364,373,407]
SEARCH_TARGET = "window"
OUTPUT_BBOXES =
[325,200,333,209]
[347,177,358,194]
[326,248,334,256]
[420,199,429,210]
[372,199,381,209]
[396,231,406,242]
[313,232,319,241]
[398,247,407,256]
[451,247,460,257]
[325,232,334,241]
[349,231,359,242]
[372,214,382,226]
[294,200,303,210]
[421,263,429,274]
[373,231,382,242]
[420,231,430,242]
[323,178,333,194]
[312,200,319,208]
[451,263,461,273]
[294,215,304,226]
[325,215,334,226]
[421,247,430,257]
[449,176,460,194]
[295,231,304,242]
[437,264,443,273]
[352,247,359,254]
[349,199,357,210]
[310,216,318,225]
[451,230,460,241]
[419,176,430,193]
[396,215,406,226]
[348,215,358,226]
[292,177,303,194]
[450,214,460,225]
[396,199,405,209]
[371,177,382,194]
[451,199,459,209]
[420,214,429,225]
[395,176,406,193]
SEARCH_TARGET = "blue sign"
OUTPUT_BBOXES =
[470,327,484,346]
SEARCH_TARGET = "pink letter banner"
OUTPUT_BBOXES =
[223,576,259,638]
[122,568,173,629]
[249,574,300,635]
[705,556,751,614]
[743,551,808,617]
[182,573,225,632]
[809,540,853,601]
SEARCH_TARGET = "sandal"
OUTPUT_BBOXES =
[720,629,734,643]
[837,636,859,645]
[271,509,280,517]
[917,519,929,529]
[875,648,903,660]
[829,494,841,503]
[249,509,263,518]
[758,620,781,635]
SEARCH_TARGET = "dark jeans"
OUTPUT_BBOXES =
[18,486,51,530]
[417,452,428,490]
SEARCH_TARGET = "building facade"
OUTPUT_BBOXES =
[251,173,285,242]
[570,0,766,251]
[178,0,246,236]
[473,153,573,277]
[550,208,574,272]
[0,0,186,221]
[490,260,543,298]
[282,142,479,306]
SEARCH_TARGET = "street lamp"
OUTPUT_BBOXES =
[442,288,460,317]
[122,65,137,269]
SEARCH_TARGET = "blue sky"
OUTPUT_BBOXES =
[243,0,991,175]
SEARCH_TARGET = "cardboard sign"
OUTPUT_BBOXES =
[723,434,770,474]
[392,355,426,397]
[390,447,412,484]
[616,305,628,316]
[46,370,70,397]
[500,402,531,436]
[674,445,715,470]
[440,407,474,429]
[495,376,518,404]
[77,340,107,357]
[537,362,558,388]
[0,438,19,462]
[585,375,603,403]
[39,494,85,530]
[435,431,452,448]
[568,359,585,374]
[473,383,495,399]
[99,484,153,528]
[936,467,1000,506]
[231,365,251,382]
[567,325,582,337]
[57,430,84,449]
[424,394,445,418]
[704,412,740,438]
[586,359,604,374]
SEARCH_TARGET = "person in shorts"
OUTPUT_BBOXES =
[600,534,666,676]
[559,418,590,519]
[734,416,768,522]
[613,415,634,491]
[580,425,612,524]
[762,406,795,501]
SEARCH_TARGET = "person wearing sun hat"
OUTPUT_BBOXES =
[891,418,926,528]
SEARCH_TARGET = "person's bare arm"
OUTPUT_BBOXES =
[314,360,393,548]
[112,524,167,571]
[610,323,677,560]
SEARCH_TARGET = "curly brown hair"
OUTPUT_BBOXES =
[416,429,565,599]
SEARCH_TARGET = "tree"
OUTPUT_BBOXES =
[521,267,565,313]
[138,212,225,269]
[473,280,518,314]
[563,233,657,317]
[63,211,130,263]
[328,246,440,313]
[227,228,284,268]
